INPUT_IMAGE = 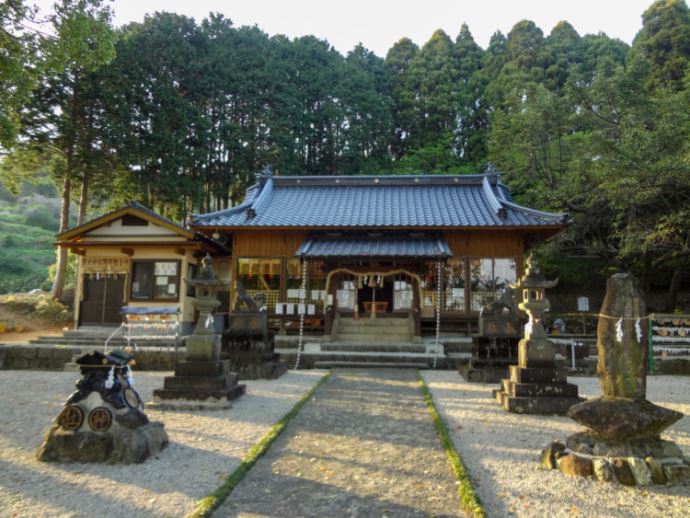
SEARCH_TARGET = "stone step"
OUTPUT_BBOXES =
[497,392,584,415]
[314,361,428,369]
[335,325,411,334]
[321,343,426,353]
[334,333,412,343]
[338,318,409,328]
[509,365,567,384]
[162,375,231,391]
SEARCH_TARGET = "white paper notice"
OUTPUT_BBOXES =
[285,304,294,315]
[287,289,299,298]
[156,277,167,286]
[297,304,306,315]
[167,284,176,294]
[275,303,283,315]
[307,304,316,315]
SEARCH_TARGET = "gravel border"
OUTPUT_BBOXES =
[0,369,326,518]
[422,372,690,518]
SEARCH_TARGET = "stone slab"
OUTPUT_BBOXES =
[509,364,567,384]
[499,393,583,414]
[502,379,580,398]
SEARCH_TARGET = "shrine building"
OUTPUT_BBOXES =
[190,170,568,339]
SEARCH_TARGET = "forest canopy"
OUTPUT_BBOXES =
[1,0,690,308]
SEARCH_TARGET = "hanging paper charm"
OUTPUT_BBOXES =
[635,318,643,344]
[104,366,115,389]
[205,314,214,329]
[125,365,135,387]
[615,317,623,343]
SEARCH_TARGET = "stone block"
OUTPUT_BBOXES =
[645,457,667,485]
[627,457,652,486]
[540,441,565,469]
[37,348,53,359]
[558,453,593,477]
[509,365,566,384]
[611,458,636,486]
[503,379,579,398]
[663,463,690,485]
[567,398,683,442]
[175,360,228,377]
[593,458,614,481]
[502,395,582,415]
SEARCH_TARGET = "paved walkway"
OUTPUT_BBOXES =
[214,368,463,517]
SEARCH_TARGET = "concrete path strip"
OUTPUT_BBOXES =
[213,368,464,517]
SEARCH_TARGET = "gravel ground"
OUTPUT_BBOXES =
[214,368,463,517]
[0,368,326,518]
[422,372,690,518]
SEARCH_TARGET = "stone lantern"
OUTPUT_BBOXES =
[185,254,228,361]
[493,254,582,414]
[152,254,245,409]
[515,254,559,367]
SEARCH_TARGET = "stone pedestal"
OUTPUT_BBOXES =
[222,310,288,380]
[152,360,246,410]
[494,255,582,414]
[542,274,688,485]
[460,290,521,383]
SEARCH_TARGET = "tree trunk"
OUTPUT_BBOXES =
[78,172,88,225]
[52,176,71,300]
[666,230,690,311]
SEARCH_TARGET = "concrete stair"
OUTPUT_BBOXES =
[29,326,180,349]
[333,316,413,343]
[277,340,446,369]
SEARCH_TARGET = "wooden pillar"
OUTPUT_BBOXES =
[412,276,421,337]
[324,271,337,336]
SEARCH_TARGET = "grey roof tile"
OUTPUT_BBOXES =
[191,174,567,228]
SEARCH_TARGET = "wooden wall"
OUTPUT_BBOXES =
[443,230,524,258]
[232,230,308,257]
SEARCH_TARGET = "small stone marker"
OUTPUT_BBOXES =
[493,254,582,414]
[541,273,689,485]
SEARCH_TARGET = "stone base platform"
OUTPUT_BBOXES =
[229,360,288,380]
[493,364,583,414]
[152,359,246,409]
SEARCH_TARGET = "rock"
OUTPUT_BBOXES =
[596,273,647,399]
[540,441,565,469]
[35,425,114,463]
[645,457,667,485]
[565,431,596,451]
[658,440,684,458]
[611,458,636,486]
[592,441,633,457]
[664,463,690,485]
[627,457,652,486]
[558,454,593,477]
[115,409,149,429]
[593,458,614,482]
[567,397,683,441]
[575,443,593,455]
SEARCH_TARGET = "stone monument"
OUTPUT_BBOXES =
[152,254,245,409]
[542,273,688,485]
[36,350,168,463]
[494,254,583,413]
[460,287,521,383]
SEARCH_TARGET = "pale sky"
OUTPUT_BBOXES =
[39,0,657,56]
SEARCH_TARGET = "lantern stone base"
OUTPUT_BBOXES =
[493,365,583,414]
[151,359,245,410]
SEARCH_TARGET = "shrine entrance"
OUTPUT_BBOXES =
[329,269,419,317]
[80,274,125,325]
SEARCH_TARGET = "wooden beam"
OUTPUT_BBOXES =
[121,247,134,256]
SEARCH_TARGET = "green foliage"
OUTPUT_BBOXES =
[2,2,690,307]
